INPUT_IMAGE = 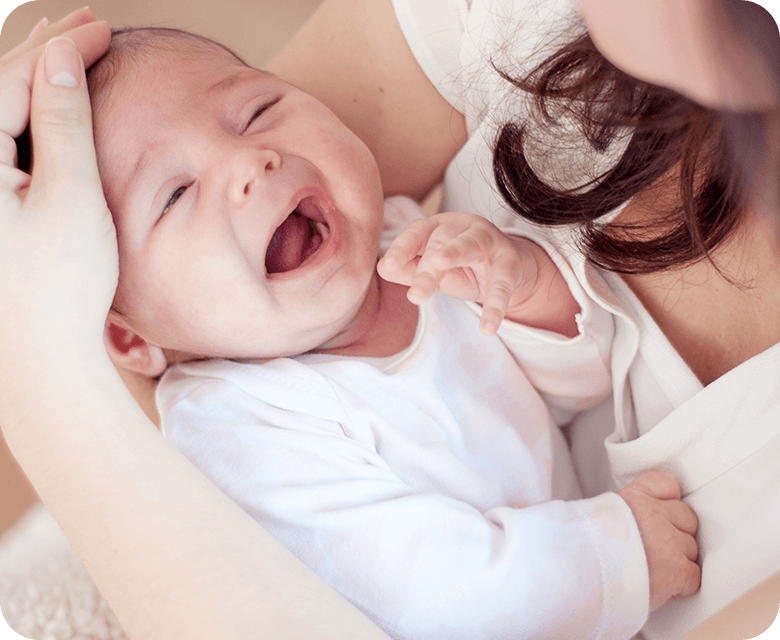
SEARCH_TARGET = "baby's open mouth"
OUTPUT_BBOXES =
[265,197,329,274]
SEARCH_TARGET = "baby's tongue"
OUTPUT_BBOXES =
[266,213,309,273]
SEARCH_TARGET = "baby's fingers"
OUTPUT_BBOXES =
[666,499,699,537]
[407,268,448,305]
[424,226,492,271]
[478,254,522,335]
[382,218,440,267]
[675,559,702,600]
[376,252,419,285]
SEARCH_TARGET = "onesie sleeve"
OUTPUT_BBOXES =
[161,364,647,640]
[466,230,615,426]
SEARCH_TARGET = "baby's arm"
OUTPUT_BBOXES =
[378,212,580,337]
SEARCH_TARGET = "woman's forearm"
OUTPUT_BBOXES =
[0,352,389,640]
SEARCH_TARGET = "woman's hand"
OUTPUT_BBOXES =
[0,11,113,375]
[1,9,110,153]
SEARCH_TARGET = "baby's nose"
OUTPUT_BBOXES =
[227,149,282,204]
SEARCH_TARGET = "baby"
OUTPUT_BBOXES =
[87,27,699,640]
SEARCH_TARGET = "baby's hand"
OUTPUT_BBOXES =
[618,471,701,611]
[377,212,543,335]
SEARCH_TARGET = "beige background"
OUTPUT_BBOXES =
[0,0,323,538]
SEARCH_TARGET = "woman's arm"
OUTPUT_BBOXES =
[267,0,467,201]
[4,362,389,640]
[0,18,388,640]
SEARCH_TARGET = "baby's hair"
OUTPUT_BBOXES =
[87,27,251,117]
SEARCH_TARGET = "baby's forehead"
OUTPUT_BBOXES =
[89,29,252,119]
[115,47,244,93]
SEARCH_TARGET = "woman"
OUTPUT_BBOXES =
[269,1,780,636]
[0,2,777,639]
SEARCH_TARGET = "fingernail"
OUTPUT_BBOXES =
[44,37,81,88]
[28,17,49,38]
[481,321,497,336]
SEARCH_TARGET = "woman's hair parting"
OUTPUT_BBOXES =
[492,28,778,275]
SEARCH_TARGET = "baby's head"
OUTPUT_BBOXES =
[89,28,384,377]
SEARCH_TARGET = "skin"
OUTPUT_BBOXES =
[266,0,468,202]
[97,44,586,375]
[0,0,772,634]
[575,0,780,111]
[96,48,412,371]
[96,42,699,613]
[270,0,780,388]
[0,8,701,635]
[0,14,394,640]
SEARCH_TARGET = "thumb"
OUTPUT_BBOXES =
[28,36,104,202]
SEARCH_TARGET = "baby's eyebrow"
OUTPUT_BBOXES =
[206,67,274,97]
[207,72,246,94]
[131,147,154,182]
[122,143,164,211]
[207,69,262,95]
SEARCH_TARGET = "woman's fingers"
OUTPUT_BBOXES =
[27,17,51,40]
[0,20,110,144]
[0,132,17,167]
[28,37,103,198]
[2,7,98,61]
[0,162,29,192]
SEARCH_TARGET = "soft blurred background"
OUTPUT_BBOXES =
[0,0,323,540]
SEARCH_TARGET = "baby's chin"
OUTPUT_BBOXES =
[305,272,384,356]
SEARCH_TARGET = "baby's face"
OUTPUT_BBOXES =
[94,49,384,360]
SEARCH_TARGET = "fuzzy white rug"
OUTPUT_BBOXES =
[0,504,128,640]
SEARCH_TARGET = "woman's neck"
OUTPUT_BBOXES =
[622,205,780,385]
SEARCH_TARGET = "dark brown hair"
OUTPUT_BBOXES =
[492,32,759,274]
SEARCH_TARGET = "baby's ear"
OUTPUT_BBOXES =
[103,311,168,378]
